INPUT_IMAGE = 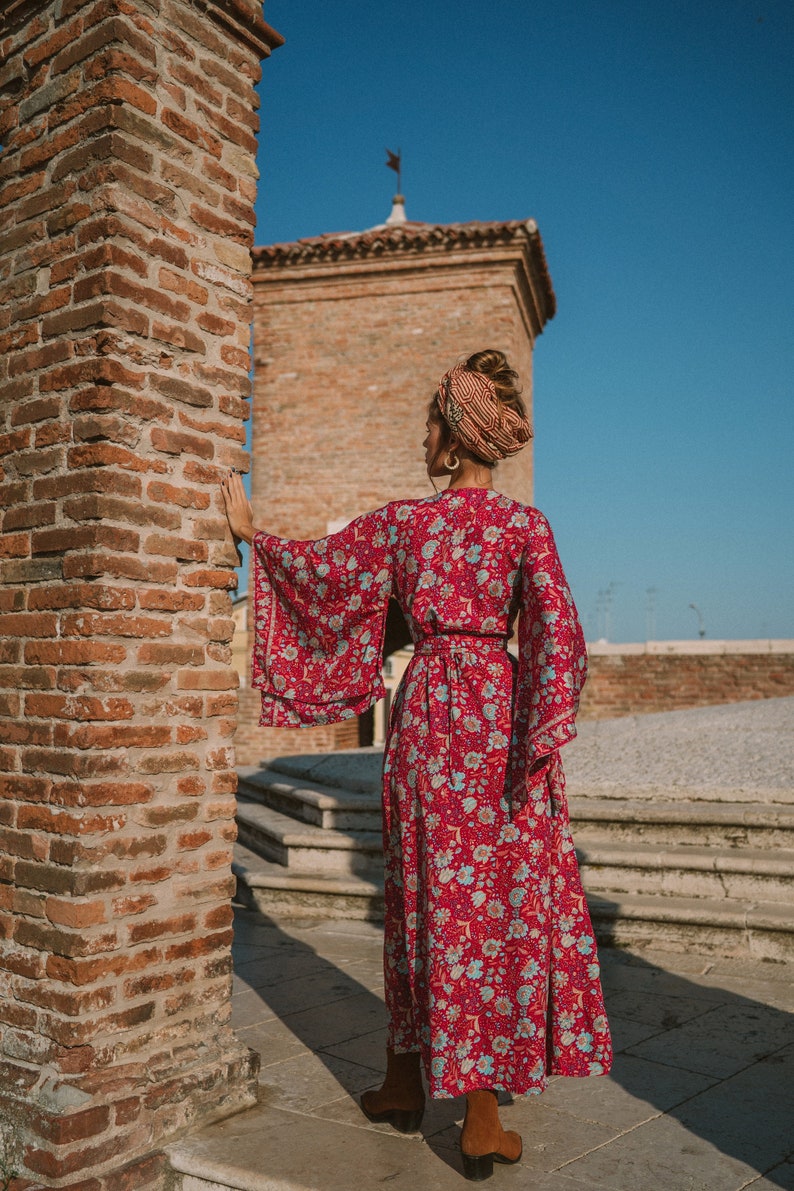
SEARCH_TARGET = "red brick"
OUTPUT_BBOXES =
[175,725,207,744]
[63,553,178,583]
[128,912,196,944]
[177,777,206,797]
[17,803,127,836]
[57,724,172,750]
[147,480,210,509]
[3,501,57,531]
[0,0,270,1162]
[0,612,58,637]
[24,640,126,665]
[45,896,107,928]
[134,751,200,775]
[22,15,84,70]
[27,583,137,611]
[111,894,156,918]
[161,107,222,158]
[182,569,237,590]
[164,929,232,962]
[30,1103,112,1147]
[32,525,139,555]
[39,357,143,392]
[191,202,251,245]
[137,589,205,611]
[19,749,127,779]
[50,780,153,808]
[32,468,142,502]
[59,612,172,639]
[0,532,30,558]
[175,669,238,690]
[144,533,208,562]
[136,643,204,665]
[149,427,214,460]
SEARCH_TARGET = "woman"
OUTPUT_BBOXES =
[221,350,612,1182]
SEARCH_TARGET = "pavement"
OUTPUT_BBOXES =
[167,907,794,1191]
[167,699,794,1190]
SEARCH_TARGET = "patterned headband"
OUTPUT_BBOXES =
[436,364,532,463]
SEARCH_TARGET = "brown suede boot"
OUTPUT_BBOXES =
[460,1089,522,1181]
[360,1048,425,1133]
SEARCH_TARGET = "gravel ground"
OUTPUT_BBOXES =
[565,696,794,802]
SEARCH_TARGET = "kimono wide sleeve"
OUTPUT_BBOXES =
[512,511,587,790]
[251,507,393,727]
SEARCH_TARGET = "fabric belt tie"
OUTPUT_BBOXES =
[415,633,509,655]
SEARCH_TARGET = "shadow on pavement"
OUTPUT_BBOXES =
[230,899,794,1189]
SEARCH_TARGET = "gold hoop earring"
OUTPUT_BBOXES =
[444,451,460,471]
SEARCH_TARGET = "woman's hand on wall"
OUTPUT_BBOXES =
[220,470,255,544]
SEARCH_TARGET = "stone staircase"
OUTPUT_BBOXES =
[234,750,386,921]
[572,799,794,961]
[233,701,794,961]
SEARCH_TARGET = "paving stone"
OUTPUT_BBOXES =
[275,990,388,1053]
[606,1012,671,1051]
[257,1049,389,1112]
[233,949,334,994]
[671,1043,794,1174]
[556,1112,765,1191]
[430,1100,619,1174]
[626,1001,794,1079]
[233,1017,308,1070]
[603,987,715,1030]
[233,967,368,1024]
[742,1160,794,1189]
[228,987,279,1031]
[540,1053,718,1130]
[321,1024,389,1072]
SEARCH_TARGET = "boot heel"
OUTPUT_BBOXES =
[390,1107,424,1133]
[359,1099,424,1133]
[461,1152,494,1181]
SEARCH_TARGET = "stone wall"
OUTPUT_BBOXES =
[0,0,281,1185]
[580,641,794,719]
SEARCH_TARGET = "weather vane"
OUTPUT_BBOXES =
[385,147,402,193]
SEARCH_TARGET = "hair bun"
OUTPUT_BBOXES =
[464,349,523,411]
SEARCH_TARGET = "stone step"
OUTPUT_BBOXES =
[233,842,384,921]
[231,842,794,962]
[233,760,794,960]
[235,797,383,878]
[237,766,381,831]
[569,798,794,849]
[576,841,794,903]
[587,893,794,963]
[266,747,383,793]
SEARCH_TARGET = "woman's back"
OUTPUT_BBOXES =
[391,488,537,642]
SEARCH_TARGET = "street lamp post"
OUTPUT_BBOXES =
[689,602,706,638]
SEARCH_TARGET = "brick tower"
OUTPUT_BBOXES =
[235,198,556,763]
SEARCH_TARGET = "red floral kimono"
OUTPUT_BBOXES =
[252,489,612,1098]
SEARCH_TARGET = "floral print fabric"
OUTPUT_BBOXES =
[252,489,612,1097]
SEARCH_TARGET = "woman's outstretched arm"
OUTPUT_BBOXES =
[220,470,255,544]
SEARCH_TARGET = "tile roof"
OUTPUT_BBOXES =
[252,217,556,319]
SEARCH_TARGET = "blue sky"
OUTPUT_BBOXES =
[248,0,793,642]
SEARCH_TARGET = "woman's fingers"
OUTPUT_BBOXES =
[219,470,253,542]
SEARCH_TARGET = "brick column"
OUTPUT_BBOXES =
[0,0,281,1186]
